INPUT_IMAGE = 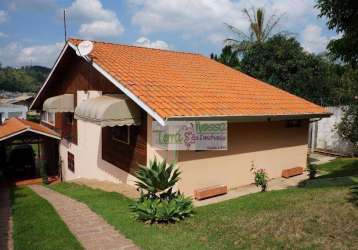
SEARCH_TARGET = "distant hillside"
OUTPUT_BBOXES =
[0,65,50,92]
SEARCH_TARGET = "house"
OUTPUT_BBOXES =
[7,94,34,107]
[30,39,330,195]
[0,104,28,123]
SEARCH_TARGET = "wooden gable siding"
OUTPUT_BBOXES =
[34,47,121,145]
[102,112,147,174]
[33,47,120,110]
[41,113,77,144]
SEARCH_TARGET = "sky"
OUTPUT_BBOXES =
[0,0,338,68]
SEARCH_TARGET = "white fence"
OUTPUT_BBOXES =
[309,106,354,155]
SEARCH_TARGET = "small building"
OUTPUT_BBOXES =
[0,104,28,123]
[30,39,330,196]
[0,117,60,181]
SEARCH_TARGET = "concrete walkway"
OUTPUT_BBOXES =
[0,188,13,250]
[194,173,309,207]
[308,153,336,165]
[30,185,139,250]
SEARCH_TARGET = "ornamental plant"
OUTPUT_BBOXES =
[130,158,193,224]
[134,158,181,199]
[251,167,269,192]
[307,164,318,179]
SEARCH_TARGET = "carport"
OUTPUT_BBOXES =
[0,117,60,184]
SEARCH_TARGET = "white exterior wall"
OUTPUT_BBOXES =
[60,90,137,186]
[310,106,354,155]
[0,104,28,123]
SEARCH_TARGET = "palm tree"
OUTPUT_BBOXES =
[211,45,240,68]
[225,7,283,53]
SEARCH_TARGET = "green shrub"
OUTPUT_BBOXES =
[130,193,193,224]
[131,158,193,224]
[251,167,269,192]
[307,164,318,179]
[135,158,181,199]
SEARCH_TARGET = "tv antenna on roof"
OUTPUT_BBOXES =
[63,9,67,42]
[76,40,94,57]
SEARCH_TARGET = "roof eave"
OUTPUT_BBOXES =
[165,112,332,123]
[0,128,60,142]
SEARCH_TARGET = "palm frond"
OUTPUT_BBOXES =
[262,12,284,41]
[224,23,251,41]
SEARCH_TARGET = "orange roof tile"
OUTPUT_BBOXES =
[0,118,60,141]
[67,39,328,119]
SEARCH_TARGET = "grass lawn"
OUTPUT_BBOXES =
[316,158,358,178]
[11,187,83,250]
[50,159,358,250]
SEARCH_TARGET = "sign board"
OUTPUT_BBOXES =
[152,121,227,150]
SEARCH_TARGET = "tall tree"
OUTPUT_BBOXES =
[316,0,358,66]
[0,66,50,92]
[239,35,338,105]
[337,105,358,155]
[210,45,240,68]
[225,7,283,53]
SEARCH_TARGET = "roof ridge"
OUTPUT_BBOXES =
[68,37,203,57]
[14,117,31,129]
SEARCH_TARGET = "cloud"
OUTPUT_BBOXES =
[66,0,124,39]
[301,24,333,53]
[0,10,8,24]
[0,42,64,67]
[0,32,7,37]
[8,0,56,11]
[129,0,319,47]
[131,0,248,39]
[135,37,170,50]
[270,0,317,22]
[79,20,124,38]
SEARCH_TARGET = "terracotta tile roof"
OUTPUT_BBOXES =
[69,38,329,119]
[0,118,60,141]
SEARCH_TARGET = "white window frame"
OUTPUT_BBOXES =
[41,111,55,125]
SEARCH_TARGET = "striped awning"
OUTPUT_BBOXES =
[43,94,74,113]
[74,95,141,127]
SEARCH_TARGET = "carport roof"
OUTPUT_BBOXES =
[0,118,60,142]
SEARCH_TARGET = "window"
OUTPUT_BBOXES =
[68,152,75,172]
[65,113,74,125]
[112,126,130,144]
[61,113,77,144]
[48,112,55,124]
[286,119,302,128]
[41,111,55,125]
